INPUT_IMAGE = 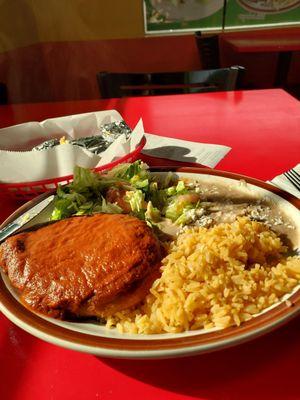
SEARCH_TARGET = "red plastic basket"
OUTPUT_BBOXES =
[0,136,146,201]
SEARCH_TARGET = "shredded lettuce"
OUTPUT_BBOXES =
[125,190,145,213]
[51,198,78,220]
[174,206,196,226]
[130,175,149,190]
[165,186,176,196]
[50,162,203,228]
[99,198,123,214]
[148,185,168,209]
[145,201,161,223]
[51,163,151,221]
[71,165,102,194]
[51,166,124,220]
[107,160,150,192]
[109,160,147,179]
[165,194,200,222]
[165,200,184,222]
[175,180,187,194]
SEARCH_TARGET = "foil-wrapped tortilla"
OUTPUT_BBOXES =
[33,121,132,155]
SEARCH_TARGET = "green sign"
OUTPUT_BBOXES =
[225,0,300,29]
[144,0,225,33]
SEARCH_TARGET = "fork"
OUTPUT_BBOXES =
[284,169,300,192]
[291,168,300,180]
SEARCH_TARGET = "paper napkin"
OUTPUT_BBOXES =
[269,164,300,199]
[143,133,231,168]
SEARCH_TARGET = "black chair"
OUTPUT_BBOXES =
[0,82,8,104]
[194,31,220,70]
[97,66,245,99]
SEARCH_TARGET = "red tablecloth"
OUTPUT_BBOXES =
[0,89,300,400]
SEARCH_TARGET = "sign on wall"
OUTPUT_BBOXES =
[144,0,225,34]
[224,0,300,30]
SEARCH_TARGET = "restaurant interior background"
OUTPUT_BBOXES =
[0,0,300,104]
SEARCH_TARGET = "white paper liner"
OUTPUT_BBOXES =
[0,109,232,185]
[0,110,145,183]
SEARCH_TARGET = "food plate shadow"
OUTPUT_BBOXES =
[142,146,197,163]
[97,316,300,400]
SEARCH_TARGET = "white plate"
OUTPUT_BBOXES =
[0,168,299,359]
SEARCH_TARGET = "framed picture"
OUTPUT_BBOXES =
[144,0,225,34]
[224,0,300,30]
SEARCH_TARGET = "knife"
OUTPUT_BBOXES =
[0,195,55,243]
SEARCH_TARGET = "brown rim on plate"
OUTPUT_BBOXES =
[0,167,300,357]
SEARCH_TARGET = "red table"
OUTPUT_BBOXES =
[1,89,300,400]
[222,29,300,86]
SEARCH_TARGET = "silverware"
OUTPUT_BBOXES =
[284,169,300,192]
[291,168,300,180]
[0,195,54,243]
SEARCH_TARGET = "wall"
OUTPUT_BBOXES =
[0,1,299,103]
[0,36,202,103]
[0,0,203,102]
[0,0,145,52]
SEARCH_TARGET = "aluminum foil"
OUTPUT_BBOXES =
[33,121,132,154]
